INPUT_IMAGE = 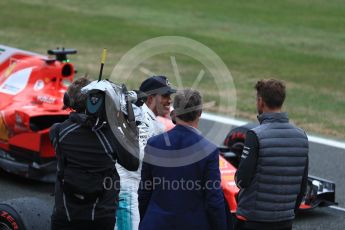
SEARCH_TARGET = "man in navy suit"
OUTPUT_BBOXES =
[138,89,227,230]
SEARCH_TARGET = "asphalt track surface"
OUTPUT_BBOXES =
[0,117,344,230]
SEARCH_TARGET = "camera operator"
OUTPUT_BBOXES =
[50,77,139,230]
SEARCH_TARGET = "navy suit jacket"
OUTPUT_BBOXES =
[138,125,226,230]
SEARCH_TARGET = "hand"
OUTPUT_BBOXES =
[134,90,147,107]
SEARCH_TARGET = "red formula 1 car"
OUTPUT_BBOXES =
[0,45,76,182]
[219,123,337,214]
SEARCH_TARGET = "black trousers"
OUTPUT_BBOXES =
[235,219,292,230]
[51,217,115,230]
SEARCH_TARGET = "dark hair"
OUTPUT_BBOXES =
[255,79,286,109]
[173,89,202,122]
[65,77,90,112]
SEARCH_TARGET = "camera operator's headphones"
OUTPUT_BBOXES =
[63,92,71,108]
[63,86,105,115]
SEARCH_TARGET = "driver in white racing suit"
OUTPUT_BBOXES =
[115,76,176,230]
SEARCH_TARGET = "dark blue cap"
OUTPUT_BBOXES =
[139,76,176,95]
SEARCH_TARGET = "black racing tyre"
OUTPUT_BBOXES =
[0,205,25,230]
[222,123,258,168]
[223,123,258,150]
[0,197,52,230]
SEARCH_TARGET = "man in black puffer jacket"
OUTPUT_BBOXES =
[50,77,139,230]
[235,79,309,230]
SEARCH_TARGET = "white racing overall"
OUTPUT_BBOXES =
[115,104,164,230]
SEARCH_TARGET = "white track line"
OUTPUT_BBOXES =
[201,113,247,127]
[201,112,345,150]
[329,205,345,212]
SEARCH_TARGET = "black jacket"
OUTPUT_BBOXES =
[49,112,139,221]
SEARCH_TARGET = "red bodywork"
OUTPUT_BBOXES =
[0,45,74,181]
[219,156,239,213]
